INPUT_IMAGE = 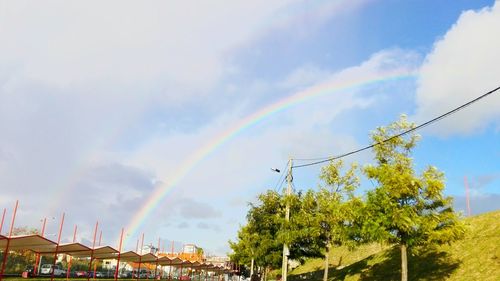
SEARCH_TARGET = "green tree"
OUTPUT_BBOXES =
[230,190,284,275]
[362,116,465,281]
[229,225,257,276]
[230,189,324,278]
[316,159,362,281]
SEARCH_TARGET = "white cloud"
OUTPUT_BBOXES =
[0,0,308,233]
[278,64,330,90]
[414,2,500,135]
[0,0,305,99]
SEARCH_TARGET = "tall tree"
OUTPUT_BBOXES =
[229,225,258,276]
[229,190,284,273]
[316,160,362,281]
[362,116,465,281]
[229,189,324,277]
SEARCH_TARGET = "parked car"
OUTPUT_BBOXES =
[40,264,65,276]
[22,266,35,278]
[119,271,132,278]
[132,269,151,279]
[104,270,116,278]
[179,275,191,281]
[88,271,104,278]
[75,271,88,277]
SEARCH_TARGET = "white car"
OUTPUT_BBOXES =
[40,264,65,276]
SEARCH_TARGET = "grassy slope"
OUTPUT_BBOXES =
[289,210,500,281]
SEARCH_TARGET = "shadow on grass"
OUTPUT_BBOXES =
[289,247,461,281]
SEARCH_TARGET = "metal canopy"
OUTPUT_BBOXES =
[139,253,157,263]
[118,251,141,262]
[190,261,201,267]
[0,234,57,252]
[38,242,92,256]
[93,246,119,259]
[158,256,184,266]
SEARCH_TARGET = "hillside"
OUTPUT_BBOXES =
[288,210,500,281]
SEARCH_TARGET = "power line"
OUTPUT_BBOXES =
[273,162,288,192]
[293,85,500,169]
[274,171,287,193]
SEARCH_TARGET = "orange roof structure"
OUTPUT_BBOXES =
[158,256,183,266]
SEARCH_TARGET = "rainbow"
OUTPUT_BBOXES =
[122,67,417,243]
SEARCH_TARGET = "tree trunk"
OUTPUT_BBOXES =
[401,243,408,281]
[323,243,330,281]
[250,258,254,278]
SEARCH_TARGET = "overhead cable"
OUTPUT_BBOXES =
[293,85,500,169]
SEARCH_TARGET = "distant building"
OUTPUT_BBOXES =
[141,244,159,255]
[206,255,230,267]
[182,244,199,254]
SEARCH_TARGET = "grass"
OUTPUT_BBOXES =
[289,210,500,281]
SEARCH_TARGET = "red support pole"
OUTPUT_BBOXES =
[140,233,144,254]
[87,221,99,281]
[136,256,142,281]
[136,233,144,281]
[168,241,174,281]
[154,238,160,279]
[114,228,124,281]
[0,200,19,281]
[34,217,47,276]
[67,225,78,279]
[7,201,17,235]
[93,230,101,280]
[168,259,172,281]
[0,208,6,234]
[51,213,65,281]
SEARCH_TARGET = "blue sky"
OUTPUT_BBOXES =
[0,0,498,255]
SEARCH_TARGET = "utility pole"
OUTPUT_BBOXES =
[281,158,292,281]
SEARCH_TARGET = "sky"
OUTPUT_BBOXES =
[0,0,499,256]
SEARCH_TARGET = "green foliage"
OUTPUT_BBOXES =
[229,189,325,270]
[362,115,465,281]
[229,190,284,269]
[362,115,465,247]
[283,191,324,262]
[316,160,363,248]
[289,211,499,281]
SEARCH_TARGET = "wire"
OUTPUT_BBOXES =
[276,175,287,193]
[273,163,287,192]
[293,85,500,169]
